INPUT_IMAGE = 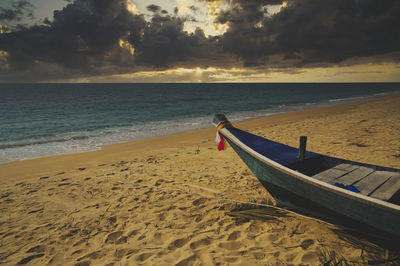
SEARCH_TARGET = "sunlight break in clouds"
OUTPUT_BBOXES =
[0,0,400,82]
[127,0,140,15]
[119,39,135,56]
[173,0,226,36]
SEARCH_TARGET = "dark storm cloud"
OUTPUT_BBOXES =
[0,0,34,21]
[0,0,400,81]
[133,14,221,67]
[0,0,225,81]
[0,0,146,80]
[146,4,161,13]
[216,0,400,66]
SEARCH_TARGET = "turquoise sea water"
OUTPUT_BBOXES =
[1,83,399,163]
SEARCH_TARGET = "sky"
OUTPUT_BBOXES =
[0,0,399,83]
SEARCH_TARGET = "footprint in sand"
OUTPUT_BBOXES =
[168,237,190,250]
[26,189,38,194]
[15,182,26,187]
[148,232,165,245]
[71,249,86,256]
[234,217,250,226]
[26,245,45,253]
[0,191,12,199]
[189,238,212,250]
[17,254,44,264]
[194,214,203,222]
[252,252,265,260]
[27,208,44,214]
[192,198,207,206]
[227,231,241,241]
[175,255,198,266]
[105,231,123,243]
[135,252,153,262]
[127,229,138,238]
[137,233,146,241]
[60,229,79,240]
[301,251,318,264]
[116,236,128,244]
[300,239,315,250]
[77,250,106,261]
[246,222,262,235]
[115,248,139,259]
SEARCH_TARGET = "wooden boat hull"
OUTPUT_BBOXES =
[215,115,400,237]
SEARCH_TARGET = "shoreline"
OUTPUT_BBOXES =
[1,92,399,183]
[1,90,398,165]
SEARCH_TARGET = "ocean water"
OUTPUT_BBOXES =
[1,83,399,163]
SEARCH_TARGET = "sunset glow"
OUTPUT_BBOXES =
[0,0,399,82]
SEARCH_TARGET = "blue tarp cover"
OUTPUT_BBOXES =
[227,127,320,166]
[334,183,361,193]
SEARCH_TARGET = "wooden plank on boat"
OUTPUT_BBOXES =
[370,173,400,201]
[312,164,359,183]
[353,171,393,196]
[335,166,375,186]
[334,163,357,171]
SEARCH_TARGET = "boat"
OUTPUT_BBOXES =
[213,114,400,237]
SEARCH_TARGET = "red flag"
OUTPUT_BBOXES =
[217,132,225,151]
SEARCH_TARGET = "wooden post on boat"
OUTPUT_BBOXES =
[298,136,307,161]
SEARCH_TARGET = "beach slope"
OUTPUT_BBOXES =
[1,94,400,265]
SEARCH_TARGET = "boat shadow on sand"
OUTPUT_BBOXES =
[228,203,400,265]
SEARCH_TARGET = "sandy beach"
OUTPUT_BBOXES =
[1,94,400,265]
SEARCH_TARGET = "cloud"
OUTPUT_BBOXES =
[0,0,149,81]
[146,4,161,13]
[0,0,400,82]
[133,13,226,68]
[0,0,234,81]
[215,0,400,67]
[0,0,34,22]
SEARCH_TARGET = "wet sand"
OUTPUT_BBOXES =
[1,94,399,265]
